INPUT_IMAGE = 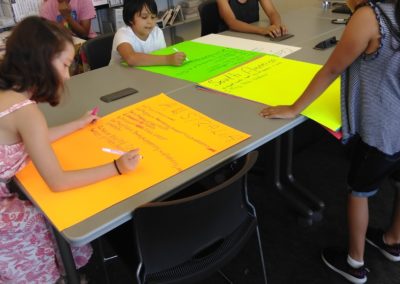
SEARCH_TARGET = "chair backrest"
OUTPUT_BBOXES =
[198,0,226,36]
[133,151,259,284]
[82,33,114,70]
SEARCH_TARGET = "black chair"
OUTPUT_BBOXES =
[198,0,227,36]
[133,151,267,284]
[81,32,114,70]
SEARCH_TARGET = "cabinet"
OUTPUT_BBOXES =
[0,0,42,30]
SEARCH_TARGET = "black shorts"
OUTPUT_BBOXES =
[347,137,400,197]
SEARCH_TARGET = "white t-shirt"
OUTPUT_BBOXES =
[109,25,166,65]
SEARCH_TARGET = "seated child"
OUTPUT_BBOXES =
[40,0,97,40]
[109,0,186,66]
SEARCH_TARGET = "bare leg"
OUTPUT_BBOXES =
[348,194,369,261]
[385,180,400,244]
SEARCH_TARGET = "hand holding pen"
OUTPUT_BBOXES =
[102,148,143,175]
[89,106,100,122]
[169,47,188,66]
[111,148,142,175]
[74,107,100,129]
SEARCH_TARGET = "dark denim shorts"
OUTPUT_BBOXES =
[347,137,400,197]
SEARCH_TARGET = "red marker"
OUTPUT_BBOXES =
[91,106,99,115]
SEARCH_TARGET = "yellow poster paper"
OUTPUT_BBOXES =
[199,55,341,131]
[16,94,250,231]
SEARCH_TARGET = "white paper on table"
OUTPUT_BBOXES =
[192,33,301,57]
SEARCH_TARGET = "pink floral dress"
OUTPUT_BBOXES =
[0,100,92,283]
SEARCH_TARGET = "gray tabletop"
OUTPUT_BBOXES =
[27,3,345,246]
[40,64,193,126]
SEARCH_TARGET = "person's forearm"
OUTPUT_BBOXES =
[268,12,282,26]
[292,68,339,114]
[64,15,90,38]
[228,19,267,35]
[49,120,83,142]
[44,163,118,191]
[126,53,170,66]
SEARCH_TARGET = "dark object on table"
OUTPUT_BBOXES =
[332,4,351,14]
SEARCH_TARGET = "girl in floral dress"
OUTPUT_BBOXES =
[0,16,141,283]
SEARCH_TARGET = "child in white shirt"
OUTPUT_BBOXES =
[110,0,186,66]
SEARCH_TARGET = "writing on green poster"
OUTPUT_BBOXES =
[133,41,263,83]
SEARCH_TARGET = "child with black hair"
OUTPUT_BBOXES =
[260,0,400,283]
[109,0,186,66]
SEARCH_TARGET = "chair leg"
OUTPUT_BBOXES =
[217,228,267,284]
[217,269,233,284]
[243,177,268,284]
[255,226,268,284]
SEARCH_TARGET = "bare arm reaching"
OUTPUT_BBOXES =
[260,6,379,118]
[17,104,141,192]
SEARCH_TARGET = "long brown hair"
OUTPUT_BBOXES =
[0,16,73,106]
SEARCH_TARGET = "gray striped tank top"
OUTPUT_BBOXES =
[341,1,400,155]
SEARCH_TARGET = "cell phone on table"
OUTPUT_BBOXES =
[100,88,138,103]
[268,33,294,42]
[313,36,338,50]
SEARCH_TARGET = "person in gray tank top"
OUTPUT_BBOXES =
[260,0,400,283]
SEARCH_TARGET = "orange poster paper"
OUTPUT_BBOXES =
[16,94,250,231]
